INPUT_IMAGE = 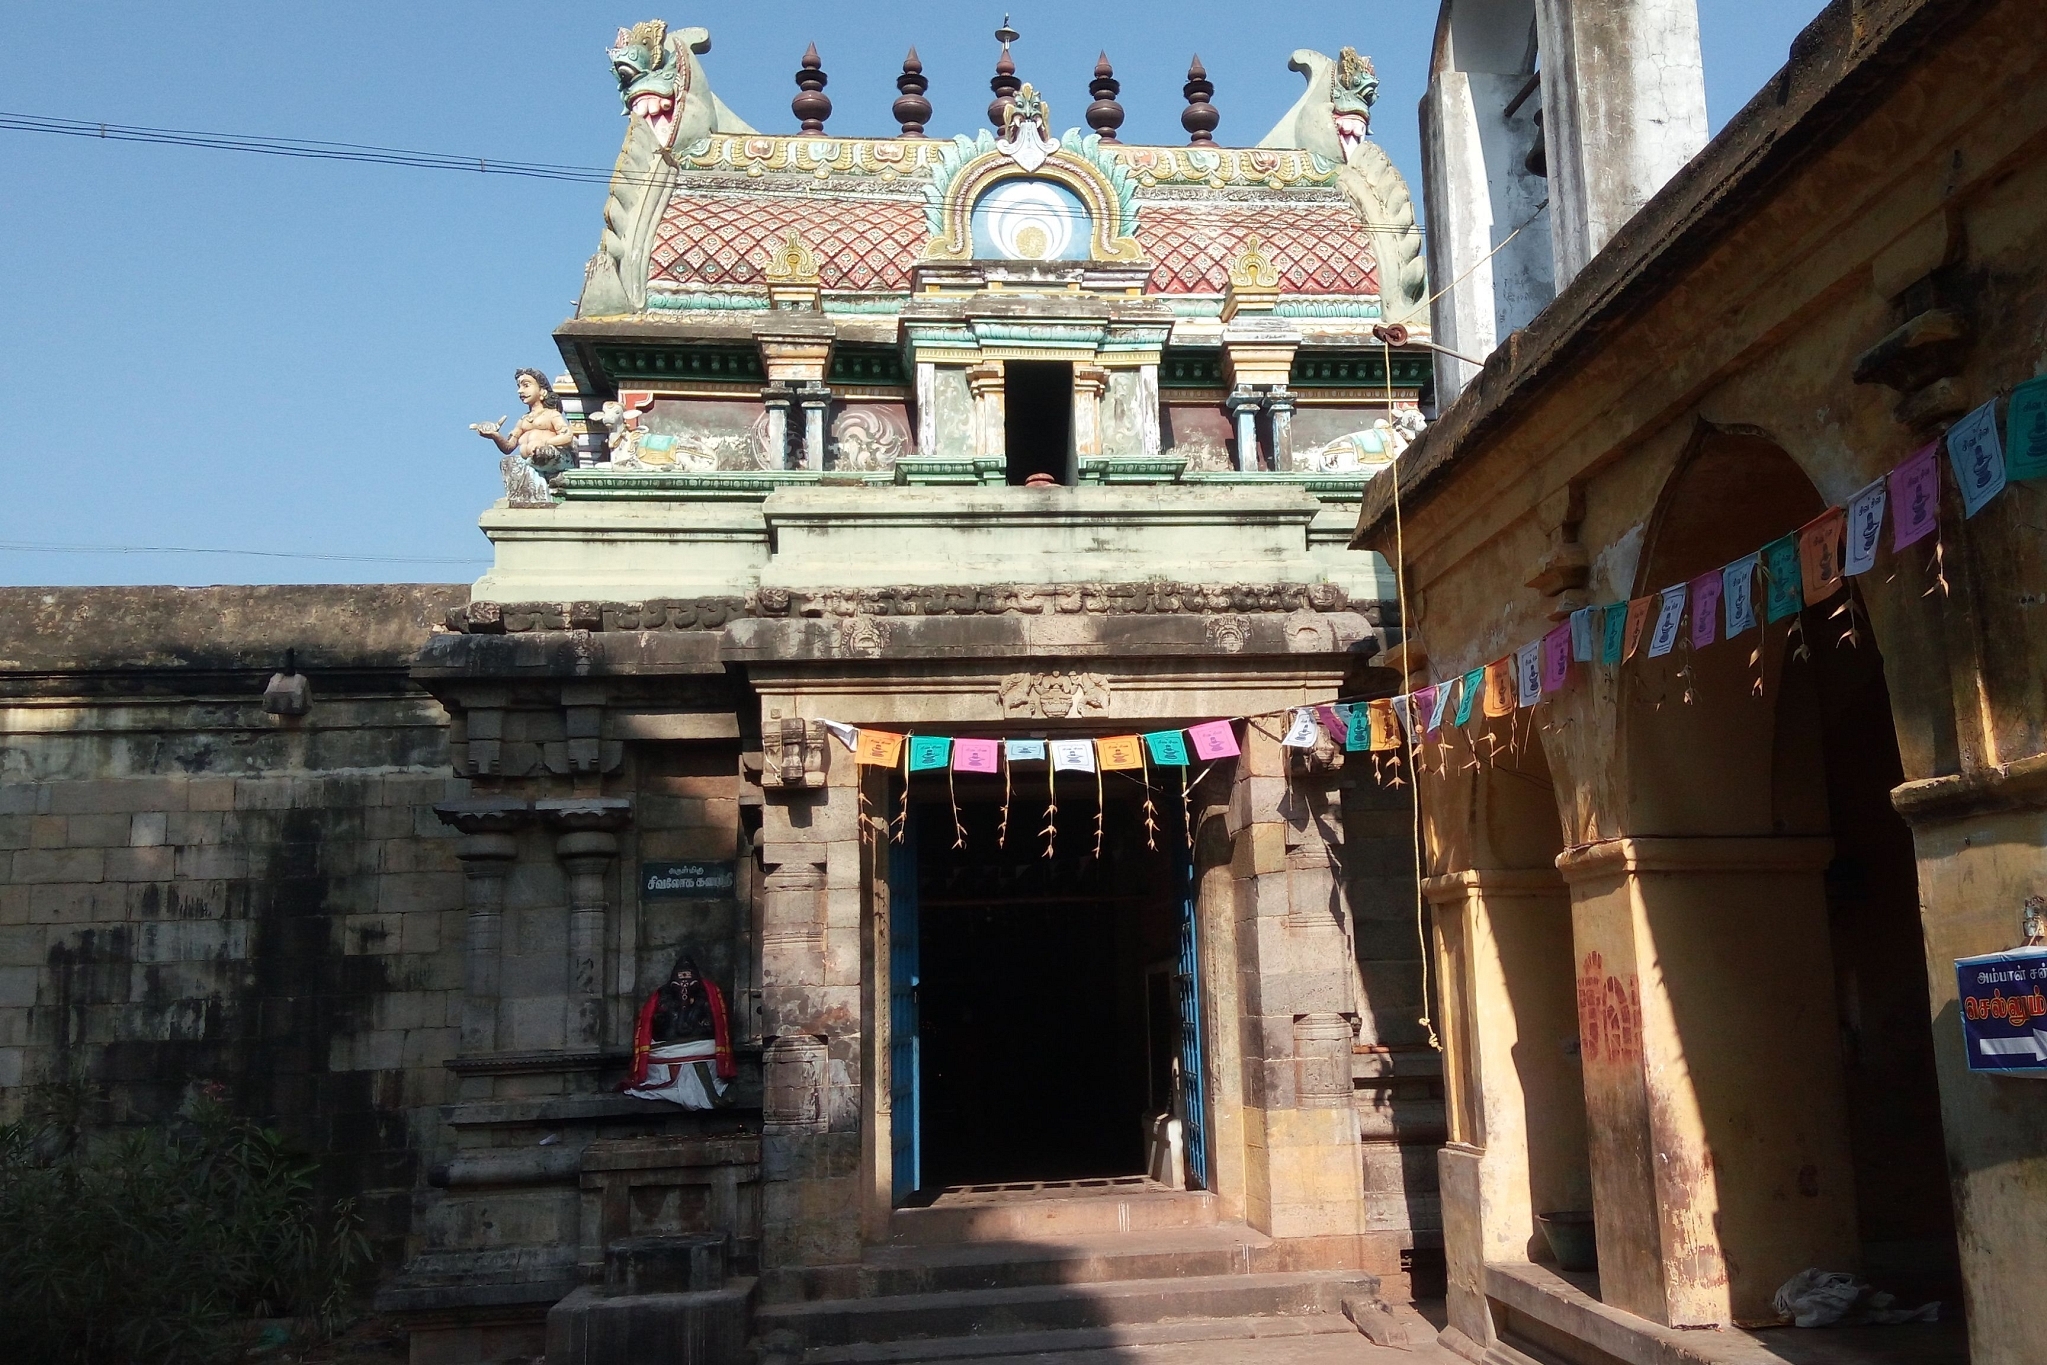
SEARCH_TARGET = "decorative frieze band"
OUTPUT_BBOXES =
[447,581,1384,634]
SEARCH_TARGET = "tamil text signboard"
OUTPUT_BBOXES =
[1955,945,2047,1076]
[641,860,737,900]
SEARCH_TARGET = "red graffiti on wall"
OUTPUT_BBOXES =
[1577,951,1643,1065]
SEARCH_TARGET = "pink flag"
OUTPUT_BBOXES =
[1890,442,1941,551]
[1540,625,1572,694]
[952,738,1000,773]
[1689,571,1722,649]
[1186,719,1241,760]
[1412,686,1440,735]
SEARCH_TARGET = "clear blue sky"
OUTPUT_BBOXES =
[0,1,1824,586]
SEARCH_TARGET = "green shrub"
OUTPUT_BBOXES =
[0,1081,372,1365]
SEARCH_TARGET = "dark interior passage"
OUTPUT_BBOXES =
[1004,361,1073,485]
[910,785,1185,1191]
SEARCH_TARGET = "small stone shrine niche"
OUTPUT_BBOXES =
[761,712,828,789]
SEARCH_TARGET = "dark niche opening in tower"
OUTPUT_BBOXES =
[1004,361,1073,486]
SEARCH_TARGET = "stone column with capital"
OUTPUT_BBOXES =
[435,800,533,1060]
[1071,363,1108,481]
[1265,387,1296,472]
[1225,388,1263,471]
[761,383,794,470]
[966,360,1006,462]
[798,382,832,472]
[539,798,633,1052]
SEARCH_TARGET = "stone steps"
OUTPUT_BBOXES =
[885,1187,1218,1246]
[758,1268,1380,1359]
[793,1225,1269,1300]
[790,1308,1372,1363]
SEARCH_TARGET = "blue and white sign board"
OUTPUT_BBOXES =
[1955,946,2047,1075]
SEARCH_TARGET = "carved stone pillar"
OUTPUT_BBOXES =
[1071,363,1108,480]
[1135,363,1161,457]
[797,381,832,471]
[762,1034,830,1135]
[435,800,533,1056]
[759,860,828,1033]
[966,360,1006,462]
[1293,1012,1353,1107]
[914,361,938,456]
[761,383,794,470]
[539,798,632,1051]
[1225,387,1263,471]
[1266,387,1296,472]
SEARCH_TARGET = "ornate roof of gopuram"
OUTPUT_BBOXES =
[568,22,1427,326]
[636,137,1377,304]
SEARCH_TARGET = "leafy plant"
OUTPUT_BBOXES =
[0,1080,372,1364]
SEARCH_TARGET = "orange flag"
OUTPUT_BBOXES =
[1798,507,1846,605]
[1368,699,1402,749]
[855,729,905,767]
[1622,597,1654,660]
[1482,662,1516,718]
[1096,735,1144,770]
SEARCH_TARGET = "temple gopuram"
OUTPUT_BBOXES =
[14,19,1441,1363]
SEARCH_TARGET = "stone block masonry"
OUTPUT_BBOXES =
[0,584,468,1269]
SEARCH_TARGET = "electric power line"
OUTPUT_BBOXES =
[0,111,1427,234]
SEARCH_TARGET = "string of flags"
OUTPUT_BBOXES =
[812,380,2047,853]
[1346,384,2047,749]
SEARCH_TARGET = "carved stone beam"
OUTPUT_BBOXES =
[538,797,633,1050]
[435,800,534,1055]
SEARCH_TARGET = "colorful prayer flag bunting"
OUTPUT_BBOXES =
[1004,738,1048,763]
[1427,684,1455,734]
[1281,708,1321,748]
[856,729,905,767]
[1600,603,1627,666]
[1541,625,1572,693]
[1689,571,1722,650]
[1623,597,1653,660]
[1570,606,1596,663]
[1891,442,1941,550]
[1143,730,1190,766]
[1049,738,1096,773]
[1367,698,1401,750]
[1186,719,1240,760]
[1097,735,1144,770]
[1483,661,1516,717]
[908,736,952,771]
[1515,642,1542,707]
[1798,507,1846,605]
[1345,705,1371,751]
[1844,478,1886,575]
[1763,534,1802,623]
[1456,669,1483,726]
[1391,693,1416,740]
[2008,377,2047,481]
[1946,398,2006,517]
[1724,554,1760,636]
[820,719,859,751]
[1647,584,1686,658]
[953,738,1000,773]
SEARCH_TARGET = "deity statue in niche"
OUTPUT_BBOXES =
[621,954,736,1109]
[471,369,575,504]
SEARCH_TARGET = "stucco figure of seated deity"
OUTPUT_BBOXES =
[471,368,574,504]
[620,954,736,1109]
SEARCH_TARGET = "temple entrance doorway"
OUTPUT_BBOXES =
[1004,361,1074,485]
[889,780,1202,1203]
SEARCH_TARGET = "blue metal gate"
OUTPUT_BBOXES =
[888,813,921,1202]
[1175,843,1208,1189]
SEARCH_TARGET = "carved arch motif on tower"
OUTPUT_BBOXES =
[923,130,1143,264]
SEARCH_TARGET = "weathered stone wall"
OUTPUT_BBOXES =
[0,584,468,1267]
